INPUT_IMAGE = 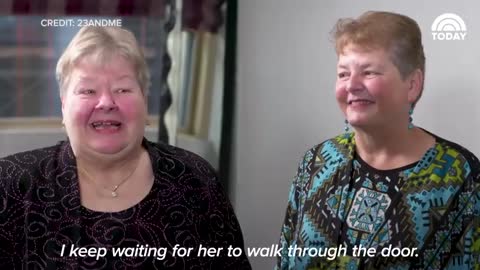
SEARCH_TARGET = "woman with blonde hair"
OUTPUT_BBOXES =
[0,26,251,269]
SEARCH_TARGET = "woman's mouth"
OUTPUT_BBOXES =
[348,99,374,105]
[91,120,122,130]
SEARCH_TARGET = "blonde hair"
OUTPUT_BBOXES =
[332,11,425,94]
[56,26,150,96]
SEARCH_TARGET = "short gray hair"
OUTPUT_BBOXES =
[56,26,150,97]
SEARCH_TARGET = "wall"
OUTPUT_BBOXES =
[233,0,480,269]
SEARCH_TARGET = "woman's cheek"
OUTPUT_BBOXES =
[120,99,147,121]
[335,84,348,102]
[69,101,94,125]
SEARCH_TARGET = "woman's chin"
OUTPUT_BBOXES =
[88,142,128,156]
[347,119,376,131]
[347,117,368,126]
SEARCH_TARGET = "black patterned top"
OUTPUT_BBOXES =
[0,139,251,269]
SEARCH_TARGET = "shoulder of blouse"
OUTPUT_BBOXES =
[432,133,480,181]
[144,139,220,184]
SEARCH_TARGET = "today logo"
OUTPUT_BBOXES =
[431,13,467,41]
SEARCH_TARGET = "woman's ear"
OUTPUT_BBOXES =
[61,96,65,115]
[407,69,423,103]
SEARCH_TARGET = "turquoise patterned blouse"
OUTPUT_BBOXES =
[277,132,480,269]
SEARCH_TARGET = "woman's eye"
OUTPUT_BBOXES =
[81,89,95,95]
[338,72,348,79]
[117,89,131,93]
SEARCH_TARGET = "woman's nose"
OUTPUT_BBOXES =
[96,91,118,111]
[346,74,364,93]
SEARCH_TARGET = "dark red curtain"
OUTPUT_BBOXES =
[182,0,225,33]
[1,0,166,17]
[0,0,225,33]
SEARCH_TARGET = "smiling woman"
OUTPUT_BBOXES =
[276,11,480,270]
[0,26,251,269]
[58,27,149,162]
[0,14,168,159]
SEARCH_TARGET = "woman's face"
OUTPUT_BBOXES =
[335,45,419,130]
[61,54,147,158]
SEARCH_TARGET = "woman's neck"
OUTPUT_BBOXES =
[353,126,435,170]
[76,145,154,212]
[76,146,145,186]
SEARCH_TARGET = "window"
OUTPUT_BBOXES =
[0,16,166,118]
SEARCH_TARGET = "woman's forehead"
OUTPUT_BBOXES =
[72,56,136,77]
[337,48,389,67]
[73,73,136,84]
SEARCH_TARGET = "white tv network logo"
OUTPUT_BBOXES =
[431,13,467,40]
